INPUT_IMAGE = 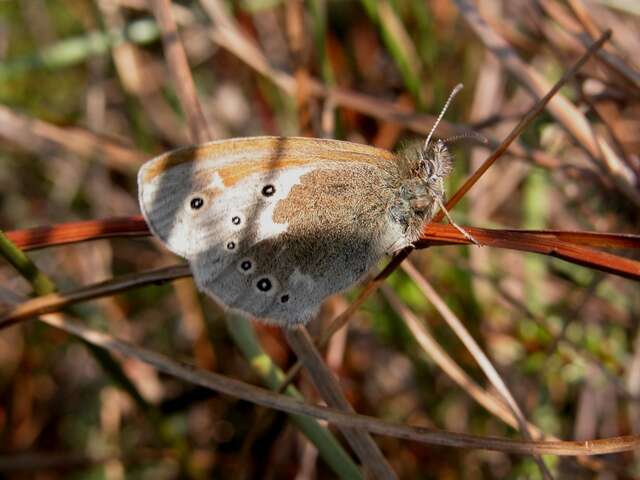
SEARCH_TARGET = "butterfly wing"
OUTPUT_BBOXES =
[138,136,405,326]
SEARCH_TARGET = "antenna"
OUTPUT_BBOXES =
[424,83,464,152]
[444,130,489,146]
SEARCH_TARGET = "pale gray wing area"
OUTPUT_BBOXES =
[189,163,405,326]
[138,155,235,258]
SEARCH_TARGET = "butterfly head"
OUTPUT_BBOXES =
[387,138,452,246]
[415,138,453,196]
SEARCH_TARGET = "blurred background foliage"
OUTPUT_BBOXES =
[0,0,639,478]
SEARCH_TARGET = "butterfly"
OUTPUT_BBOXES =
[138,86,467,327]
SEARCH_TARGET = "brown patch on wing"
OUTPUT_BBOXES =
[270,165,397,278]
[141,136,396,185]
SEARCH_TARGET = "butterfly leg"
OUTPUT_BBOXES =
[435,197,482,246]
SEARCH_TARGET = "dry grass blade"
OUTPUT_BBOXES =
[418,224,640,280]
[0,265,190,330]
[285,326,397,480]
[0,105,145,173]
[150,0,210,143]
[471,229,640,249]
[397,264,553,479]
[4,216,149,251]
[421,224,640,249]
[33,312,640,456]
[380,284,609,475]
[401,263,534,426]
[381,284,534,434]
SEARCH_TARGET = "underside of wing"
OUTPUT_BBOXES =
[138,137,402,325]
